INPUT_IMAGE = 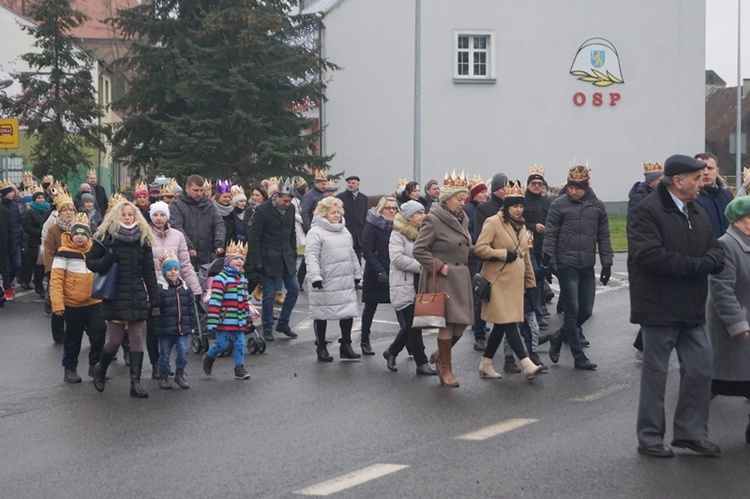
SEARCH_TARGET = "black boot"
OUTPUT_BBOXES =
[129,352,149,398]
[151,364,160,380]
[159,373,172,390]
[360,332,375,356]
[92,349,115,393]
[122,333,130,366]
[174,369,189,389]
[64,366,82,383]
[382,349,397,372]
[745,414,750,444]
[339,339,361,360]
[316,341,333,362]
[203,354,215,375]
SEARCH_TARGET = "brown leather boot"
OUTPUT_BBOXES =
[437,338,459,387]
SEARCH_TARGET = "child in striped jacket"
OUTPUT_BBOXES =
[202,241,257,380]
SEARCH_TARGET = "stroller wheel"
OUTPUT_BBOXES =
[247,338,259,354]
[258,337,267,354]
[201,337,210,353]
[190,336,202,354]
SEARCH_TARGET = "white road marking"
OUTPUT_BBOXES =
[294,464,409,496]
[455,418,538,441]
[567,384,627,402]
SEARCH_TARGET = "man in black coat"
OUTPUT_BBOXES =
[524,166,552,322]
[249,182,299,341]
[336,175,368,264]
[694,152,733,238]
[86,169,109,217]
[418,179,440,214]
[628,154,724,458]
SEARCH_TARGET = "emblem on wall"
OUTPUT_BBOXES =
[570,38,624,87]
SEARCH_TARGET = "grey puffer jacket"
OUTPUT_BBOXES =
[543,187,613,269]
[304,215,362,320]
[168,195,226,265]
[389,214,421,311]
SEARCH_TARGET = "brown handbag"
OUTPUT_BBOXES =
[413,258,449,329]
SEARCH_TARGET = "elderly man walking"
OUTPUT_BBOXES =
[628,154,724,458]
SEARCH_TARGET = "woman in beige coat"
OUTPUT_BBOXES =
[413,172,474,387]
[474,181,542,380]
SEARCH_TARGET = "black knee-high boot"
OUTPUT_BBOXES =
[129,352,148,398]
[339,318,360,359]
[92,348,115,393]
[314,320,332,362]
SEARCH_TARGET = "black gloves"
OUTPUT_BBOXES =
[505,251,517,263]
[312,280,323,289]
[690,257,715,279]
[541,253,551,267]
[354,278,361,286]
[600,265,611,286]
[377,271,389,284]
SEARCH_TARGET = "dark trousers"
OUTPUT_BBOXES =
[51,313,65,344]
[484,323,528,360]
[146,316,159,366]
[387,305,428,366]
[61,304,106,369]
[297,258,307,287]
[553,263,595,360]
[313,318,354,343]
[20,249,43,292]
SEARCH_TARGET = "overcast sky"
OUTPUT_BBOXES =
[706,0,750,83]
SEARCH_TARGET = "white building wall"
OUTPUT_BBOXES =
[320,0,705,202]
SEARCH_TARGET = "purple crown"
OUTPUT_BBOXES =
[216,179,232,194]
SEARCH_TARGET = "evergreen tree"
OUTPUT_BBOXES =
[111,0,336,183]
[0,0,108,180]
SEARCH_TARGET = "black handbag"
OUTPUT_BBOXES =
[472,273,492,301]
[90,240,118,300]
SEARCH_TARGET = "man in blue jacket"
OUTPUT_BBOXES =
[694,152,733,238]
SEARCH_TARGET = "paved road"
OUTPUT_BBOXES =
[1,259,749,498]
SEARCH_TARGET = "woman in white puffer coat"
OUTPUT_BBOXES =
[305,197,363,362]
[382,201,436,375]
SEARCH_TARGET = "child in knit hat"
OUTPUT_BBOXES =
[202,241,258,380]
[154,250,197,389]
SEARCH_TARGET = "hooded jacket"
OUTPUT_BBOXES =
[49,233,101,311]
[388,214,421,311]
[304,215,362,320]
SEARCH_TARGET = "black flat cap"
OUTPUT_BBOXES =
[345,175,360,182]
[664,154,706,176]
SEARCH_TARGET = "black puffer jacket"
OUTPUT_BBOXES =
[154,277,197,336]
[543,187,613,269]
[86,235,160,321]
[22,207,43,248]
[627,181,654,222]
[361,209,393,303]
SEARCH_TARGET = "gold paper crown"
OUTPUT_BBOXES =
[134,181,148,192]
[72,211,90,227]
[324,179,337,191]
[294,176,308,188]
[395,178,408,194]
[50,181,66,197]
[312,168,328,182]
[159,183,175,197]
[526,229,534,248]
[203,179,212,195]
[1,179,13,189]
[468,174,484,190]
[21,185,35,198]
[529,164,545,177]
[159,249,178,267]
[108,193,127,210]
[443,170,469,189]
[267,177,280,187]
[504,180,526,198]
[22,171,34,187]
[87,168,96,176]
[55,191,74,208]
[643,160,663,173]
[568,165,591,183]
[225,240,248,258]
[231,185,245,198]
[43,175,54,184]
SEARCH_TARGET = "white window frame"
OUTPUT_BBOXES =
[453,30,496,83]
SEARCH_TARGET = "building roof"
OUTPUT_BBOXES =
[0,0,138,39]
[705,69,726,87]
[297,0,345,15]
[705,86,750,145]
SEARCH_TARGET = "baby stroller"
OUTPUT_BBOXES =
[190,258,266,356]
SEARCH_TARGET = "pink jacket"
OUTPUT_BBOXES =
[151,225,202,295]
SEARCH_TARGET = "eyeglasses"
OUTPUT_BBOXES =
[529,181,544,186]
[383,206,398,211]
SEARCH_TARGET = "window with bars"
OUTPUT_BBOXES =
[454,30,495,82]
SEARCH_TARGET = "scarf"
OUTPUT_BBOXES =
[234,206,245,220]
[272,197,288,216]
[440,202,465,223]
[115,224,141,243]
[507,215,525,233]
[30,200,50,214]
[56,216,73,232]
[214,200,234,218]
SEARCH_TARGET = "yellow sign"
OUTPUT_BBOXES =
[0,118,19,149]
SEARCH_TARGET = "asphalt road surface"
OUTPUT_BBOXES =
[1,257,749,498]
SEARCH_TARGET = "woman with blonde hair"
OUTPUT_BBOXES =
[305,196,362,361]
[360,196,399,355]
[474,181,542,381]
[87,200,161,398]
[413,173,474,387]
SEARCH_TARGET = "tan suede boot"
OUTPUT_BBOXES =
[437,338,459,387]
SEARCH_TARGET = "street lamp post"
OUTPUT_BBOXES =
[736,0,743,191]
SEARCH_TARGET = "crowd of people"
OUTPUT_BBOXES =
[1,153,750,455]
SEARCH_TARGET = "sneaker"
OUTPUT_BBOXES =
[64,367,82,383]
[5,287,15,301]
[234,366,251,380]
[473,338,487,351]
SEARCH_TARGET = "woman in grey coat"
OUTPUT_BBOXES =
[707,196,750,443]
[382,201,436,375]
[305,197,363,362]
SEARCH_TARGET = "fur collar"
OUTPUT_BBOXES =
[392,213,418,240]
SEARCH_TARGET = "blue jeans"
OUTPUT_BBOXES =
[261,271,299,333]
[2,243,21,288]
[158,336,188,374]
[207,331,245,367]
[553,263,595,360]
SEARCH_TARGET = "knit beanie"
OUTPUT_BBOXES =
[469,181,488,200]
[490,173,509,193]
[232,190,247,205]
[725,196,750,223]
[81,192,96,204]
[70,213,92,238]
[401,200,424,220]
[161,255,180,276]
[149,201,170,219]
[134,185,149,199]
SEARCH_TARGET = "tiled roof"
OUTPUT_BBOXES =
[705,86,750,144]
